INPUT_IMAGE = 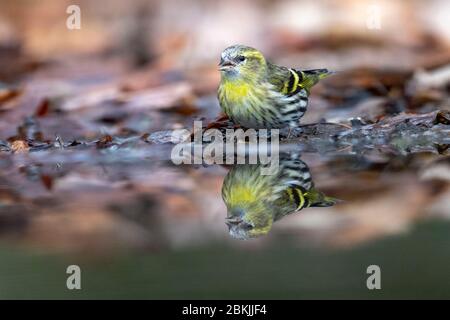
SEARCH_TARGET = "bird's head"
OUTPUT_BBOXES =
[218,45,267,81]
[225,206,273,240]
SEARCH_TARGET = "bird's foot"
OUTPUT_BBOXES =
[284,126,304,139]
[286,127,293,139]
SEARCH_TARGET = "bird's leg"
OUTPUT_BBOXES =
[205,114,231,131]
[286,127,292,139]
[215,113,230,122]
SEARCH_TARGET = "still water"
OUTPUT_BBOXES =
[0,135,449,298]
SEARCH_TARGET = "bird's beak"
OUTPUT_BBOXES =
[218,58,235,71]
[225,217,242,227]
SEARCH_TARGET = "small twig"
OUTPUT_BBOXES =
[300,122,352,130]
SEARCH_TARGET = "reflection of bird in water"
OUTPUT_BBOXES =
[221,154,337,240]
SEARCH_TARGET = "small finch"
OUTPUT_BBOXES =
[218,44,332,129]
[221,154,337,240]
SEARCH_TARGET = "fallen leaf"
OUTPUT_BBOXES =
[96,135,114,148]
[0,87,21,104]
[40,174,54,190]
[34,98,50,117]
[10,139,29,153]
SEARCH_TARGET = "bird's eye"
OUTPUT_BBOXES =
[237,55,246,62]
[242,222,253,230]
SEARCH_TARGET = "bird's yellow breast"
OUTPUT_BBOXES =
[220,79,251,104]
[227,185,259,205]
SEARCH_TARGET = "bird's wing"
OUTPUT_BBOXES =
[296,68,333,91]
[268,63,332,95]
[266,63,291,93]
[277,154,337,211]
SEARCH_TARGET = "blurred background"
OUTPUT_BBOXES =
[0,0,449,299]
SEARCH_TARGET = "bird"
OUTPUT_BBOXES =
[218,44,332,131]
[221,154,338,240]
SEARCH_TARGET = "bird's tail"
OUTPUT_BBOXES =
[305,188,339,208]
[300,68,334,90]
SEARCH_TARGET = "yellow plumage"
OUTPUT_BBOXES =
[220,80,250,104]
[221,155,338,239]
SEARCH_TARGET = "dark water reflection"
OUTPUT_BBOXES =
[0,142,448,249]
[0,141,449,298]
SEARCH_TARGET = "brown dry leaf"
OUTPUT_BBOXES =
[119,83,194,111]
[0,88,21,111]
[163,102,198,116]
[0,88,21,104]
[60,86,120,112]
[434,111,450,125]
[10,139,29,153]
[40,174,54,190]
[96,135,114,148]
[34,98,50,117]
